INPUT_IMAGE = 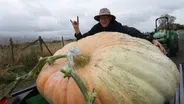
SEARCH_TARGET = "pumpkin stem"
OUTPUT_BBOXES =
[88,88,98,104]
[60,48,97,104]
[74,55,90,67]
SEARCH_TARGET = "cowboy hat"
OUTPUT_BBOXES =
[94,8,116,21]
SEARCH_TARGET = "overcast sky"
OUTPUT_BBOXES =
[0,0,184,38]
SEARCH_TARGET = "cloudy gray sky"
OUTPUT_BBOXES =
[0,0,184,38]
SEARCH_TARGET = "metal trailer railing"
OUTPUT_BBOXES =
[169,64,184,104]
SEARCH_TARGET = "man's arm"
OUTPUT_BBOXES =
[74,24,98,40]
[74,31,91,40]
[121,26,154,42]
[119,25,166,55]
[71,16,97,40]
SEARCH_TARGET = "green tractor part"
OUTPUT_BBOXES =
[153,16,179,57]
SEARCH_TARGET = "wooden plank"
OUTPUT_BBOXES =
[179,64,184,104]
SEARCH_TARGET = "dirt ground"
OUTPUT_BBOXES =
[170,33,184,66]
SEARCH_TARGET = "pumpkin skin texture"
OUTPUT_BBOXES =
[36,32,179,104]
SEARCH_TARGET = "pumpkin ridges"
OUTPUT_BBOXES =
[75,66,101,104]
[71,33,162,103]
[85,50,120,104]
[74,65,103,104]
[90,45,176,103]
[36,64,60,96]
[94,82,119,104]
[62,78,69,104]
[36,32,179,104]
[43,71,62,104]
[120,46,179,98]
[103,45,178,98]
[64,66,92,104]
[66,77,86,104]
[52,74,68,104]
[51,74,64,104]
[36,57,68,100]
[89,50,132,104]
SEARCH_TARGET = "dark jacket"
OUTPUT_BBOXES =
[75,20,153,42]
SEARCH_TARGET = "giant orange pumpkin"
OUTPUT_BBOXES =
[36,32,179,104]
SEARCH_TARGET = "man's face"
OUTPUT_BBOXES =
[99,15,112,28]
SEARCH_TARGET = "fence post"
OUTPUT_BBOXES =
[39,36,43,56]
[10,38,14,63]
[41,39,53,56]
[61,36,64,47]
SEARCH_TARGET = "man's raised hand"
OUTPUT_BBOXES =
[70,16,80,32]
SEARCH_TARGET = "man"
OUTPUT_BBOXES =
[70,8,166,55]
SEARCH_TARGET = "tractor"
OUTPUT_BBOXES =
[152,16,179,57]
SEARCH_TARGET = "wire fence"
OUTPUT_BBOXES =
[2,36,68,64]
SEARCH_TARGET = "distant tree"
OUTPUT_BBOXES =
[174,23,184,30]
